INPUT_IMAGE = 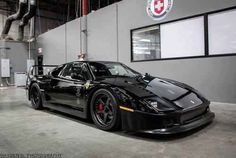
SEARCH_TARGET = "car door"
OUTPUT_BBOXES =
[48,62,91,111]
[43,64,65,105]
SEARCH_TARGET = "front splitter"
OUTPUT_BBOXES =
[139,111,215,135]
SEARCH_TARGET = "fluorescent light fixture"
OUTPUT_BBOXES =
[133,36,141,39]
[134,51,151,55]
[139,39,151,42]
[133,26,159,33]
[134,47,149,50]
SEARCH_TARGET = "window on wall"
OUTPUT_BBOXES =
[131,7,236,62]
[208,9,236,55]
[160,17,205,58]
[132,26,161,61]
[131,17,205,61]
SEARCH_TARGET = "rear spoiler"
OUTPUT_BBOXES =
[26,65,58,91]
[28,65,58,76]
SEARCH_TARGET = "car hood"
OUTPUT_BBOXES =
[96,76,205,109]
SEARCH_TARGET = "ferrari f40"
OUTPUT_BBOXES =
[26,61,215,134]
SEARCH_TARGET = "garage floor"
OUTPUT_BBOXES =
[0,88,235,158]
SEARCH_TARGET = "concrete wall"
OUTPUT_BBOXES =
[37,4,119,63]
[66,19,81,62]
[37,18,81,64]
[36,0,236,103]
[0,41,36,85]
[37,24,66,65]
[87,4,118,61]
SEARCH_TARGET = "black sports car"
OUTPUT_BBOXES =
[26,61,215,134]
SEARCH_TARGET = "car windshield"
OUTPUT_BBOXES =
[89,62,140,78]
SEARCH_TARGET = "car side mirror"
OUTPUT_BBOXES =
[71,73,86,81]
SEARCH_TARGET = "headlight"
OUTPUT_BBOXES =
[112,87,137,109]
[144,98,175,113]
[138,100,158,113]
[149,101,159,109]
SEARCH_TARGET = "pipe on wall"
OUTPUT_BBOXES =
[29,17,35,39]
[81,0,88,59]
[82,0,88,16]
[18,0,37,41]
[1,0,28,39]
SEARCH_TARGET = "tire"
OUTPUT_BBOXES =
[30,83,43,110]
[90,89,121,131]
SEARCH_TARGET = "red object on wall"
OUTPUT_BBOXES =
[154,0,165,14]
[82,0,88,16]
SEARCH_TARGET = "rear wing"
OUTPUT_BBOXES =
[28,65,58,76]
[26,65,58,89]
[26,65,58,92]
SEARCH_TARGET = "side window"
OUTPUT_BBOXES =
[51,65,65,77]
[60,63,91,80]
[72,63,91,80]
[61,64,73,79]
[89,63,111,77]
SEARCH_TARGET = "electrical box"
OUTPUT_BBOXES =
[14,72,26,87]
[1,59,10,77]
[27,59,35,72]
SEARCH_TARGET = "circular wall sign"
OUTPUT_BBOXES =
[147,0,173,21]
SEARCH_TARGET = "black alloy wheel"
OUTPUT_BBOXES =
[30,83,43,110]
[90,89,121,131]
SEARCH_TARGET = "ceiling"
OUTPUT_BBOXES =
[0,0,122,19]
[0,0,122,35]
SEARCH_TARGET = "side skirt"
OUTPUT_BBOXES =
[41,91,87,119]
[43,103,87,119]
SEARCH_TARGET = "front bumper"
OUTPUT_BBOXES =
[121,105,215,134]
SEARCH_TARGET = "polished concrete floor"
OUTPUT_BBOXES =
[0,87,235,158]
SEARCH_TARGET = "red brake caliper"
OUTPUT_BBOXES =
[98,103,104,112]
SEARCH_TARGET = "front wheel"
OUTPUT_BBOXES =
[30,83,43,110]
[90,89,121,131]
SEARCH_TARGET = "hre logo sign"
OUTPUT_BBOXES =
[154,0,164,14]
[147,0,173,20]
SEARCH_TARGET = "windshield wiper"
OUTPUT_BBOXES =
[113,75,132,78]
[133,74,144,83]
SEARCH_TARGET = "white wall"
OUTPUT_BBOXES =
[37,24,66,65]
[66,19,81,62]
[87,4,118,61]
[37,18,82,64]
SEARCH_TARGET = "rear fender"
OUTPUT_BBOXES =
[27,80,44,100]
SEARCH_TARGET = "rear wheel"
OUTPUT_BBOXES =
[30,83,43,110]
[90,89,121,131]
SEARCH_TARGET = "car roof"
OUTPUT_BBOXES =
[70,61,122,65]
